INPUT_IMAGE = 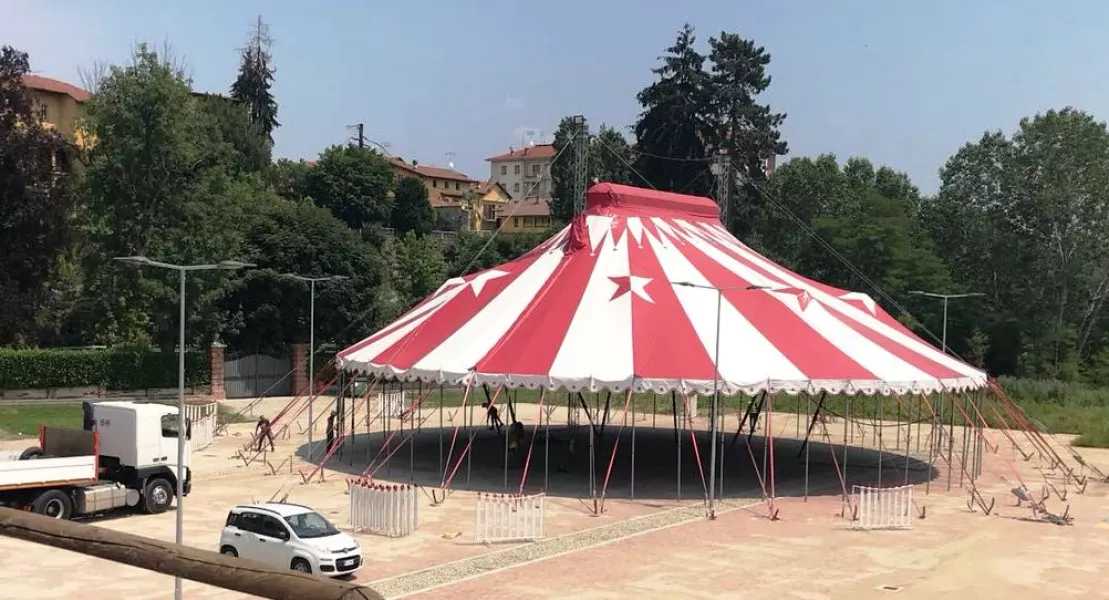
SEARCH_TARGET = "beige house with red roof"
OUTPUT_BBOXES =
[22,74,91,151]
[497,196,552,233]
[486,143,554,200]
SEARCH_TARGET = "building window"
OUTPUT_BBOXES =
[432,180,438,188]
[38,103,47,121]
[531,164,540,176]
[537,216,550,228]
[500,165,507,175]
[513,217,520,228]
[454,181,460,190]
[514,164,521,175]
[512,182,520,192]
[524,217,535,228]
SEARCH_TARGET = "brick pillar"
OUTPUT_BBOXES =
[209,343,226,400]
[291,343,309,396]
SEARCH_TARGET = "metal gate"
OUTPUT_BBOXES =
[224,354,292,399]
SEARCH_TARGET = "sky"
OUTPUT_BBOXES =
[5,0,1109,194]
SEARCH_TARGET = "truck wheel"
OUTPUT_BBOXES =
[141,477,174,514]
[18,446,44,460]
[220,546,238,558]
[32,489,73,519]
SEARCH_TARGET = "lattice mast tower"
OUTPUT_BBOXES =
[570,115,589,215]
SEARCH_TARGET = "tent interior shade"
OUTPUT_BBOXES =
[338,182,988,397]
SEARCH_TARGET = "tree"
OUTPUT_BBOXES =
[633,24,713,195]
[217,198,388,353]
[0,46,79,346]
[194,92,270,174]
[929,108,1109,378]
[75,44,259,348]
[706,32,787,235]
[269,158,311,201]
[303,145,395,229]
[230,16,279,142]
[758,155,953,345]
[391,176,435,237]
[393,232,447,308]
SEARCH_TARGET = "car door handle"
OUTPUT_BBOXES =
[233,533,241,537]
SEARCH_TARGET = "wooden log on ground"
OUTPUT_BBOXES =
[0,507,382,600]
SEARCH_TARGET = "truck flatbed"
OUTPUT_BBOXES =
[0,454,97,491]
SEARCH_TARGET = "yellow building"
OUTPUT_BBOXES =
[467,180,511,232]
[23,74,91,150]
[497,196,552,233]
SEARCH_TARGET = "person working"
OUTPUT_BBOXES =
[255,415,275,452]
[483,401,503,433]
[326,410,337,454]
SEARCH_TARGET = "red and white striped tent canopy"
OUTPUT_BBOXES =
[339,183,987,397]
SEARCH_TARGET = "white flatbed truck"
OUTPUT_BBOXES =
[0,401,193,519]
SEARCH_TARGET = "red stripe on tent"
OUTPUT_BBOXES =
[627,235,718,380]
[672,227,878,381]
[689,223,967,379]
[339,284,462,359]
[365,263,533,370]
[476,240,604,377]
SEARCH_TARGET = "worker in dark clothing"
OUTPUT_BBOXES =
[255,416,275,452]
[483,401,503,433]
[326,410,337,454]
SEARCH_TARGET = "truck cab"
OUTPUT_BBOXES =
[0,400,194,519]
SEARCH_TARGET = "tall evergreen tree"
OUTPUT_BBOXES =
[230,15,279,142]
[707,32,787,236]
[633,24,713,195]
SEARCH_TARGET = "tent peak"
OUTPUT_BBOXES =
[585,183,721,221]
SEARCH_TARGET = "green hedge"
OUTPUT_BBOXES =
[0,348,210,390]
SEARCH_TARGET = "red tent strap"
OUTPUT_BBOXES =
[517,390,547,494]
[681,394,709,497]
[442,385,503,490]
[361,387,436,477]
[597,390,635,513]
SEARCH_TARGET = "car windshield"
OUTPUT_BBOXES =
[284,511,340,539]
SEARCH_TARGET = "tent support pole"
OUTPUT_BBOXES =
[877,393,884,487]
[673,391,682,503]
[631,392,637,501]
[438,385,444,480]
[842,396,851,516]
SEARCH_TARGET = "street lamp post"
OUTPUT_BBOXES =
[281,274,349,449]
[114,256,253,600]
[674,281,767,519]
[907,289,985,489]
[907,290,985,353]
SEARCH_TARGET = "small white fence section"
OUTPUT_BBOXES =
[376,391,410,418]
[186,402,218,450]
[853,484,914,530]
[347,478,419,537]
[474,492,546,543]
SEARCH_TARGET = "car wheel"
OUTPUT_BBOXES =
[32,489,73,519]
[220,546,238,558]
[141,477,174,514]
[291,558,312,574]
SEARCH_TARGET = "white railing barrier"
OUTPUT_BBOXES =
[185,402,219,451]
[376,391,410,419]
[853,484,914,530]
[347,478,419,537]
[474,492,546,543]
[191,414,217,450]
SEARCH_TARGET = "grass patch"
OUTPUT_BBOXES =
[0,403,83,438]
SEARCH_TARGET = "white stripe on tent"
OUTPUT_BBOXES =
[548,226,635,388]
[672,223,935,384]
[645,220,805,387]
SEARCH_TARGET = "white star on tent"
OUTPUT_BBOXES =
[468,269,509,296]
[609,275,655,303]
[838,291,877,315]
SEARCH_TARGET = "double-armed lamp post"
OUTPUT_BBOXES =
[280,273,349,447]
[673,281,768,519]
[113,256,253,600]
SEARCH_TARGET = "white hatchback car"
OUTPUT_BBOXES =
[219,502,362,577]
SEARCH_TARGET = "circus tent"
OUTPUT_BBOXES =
[338,183,987,397]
